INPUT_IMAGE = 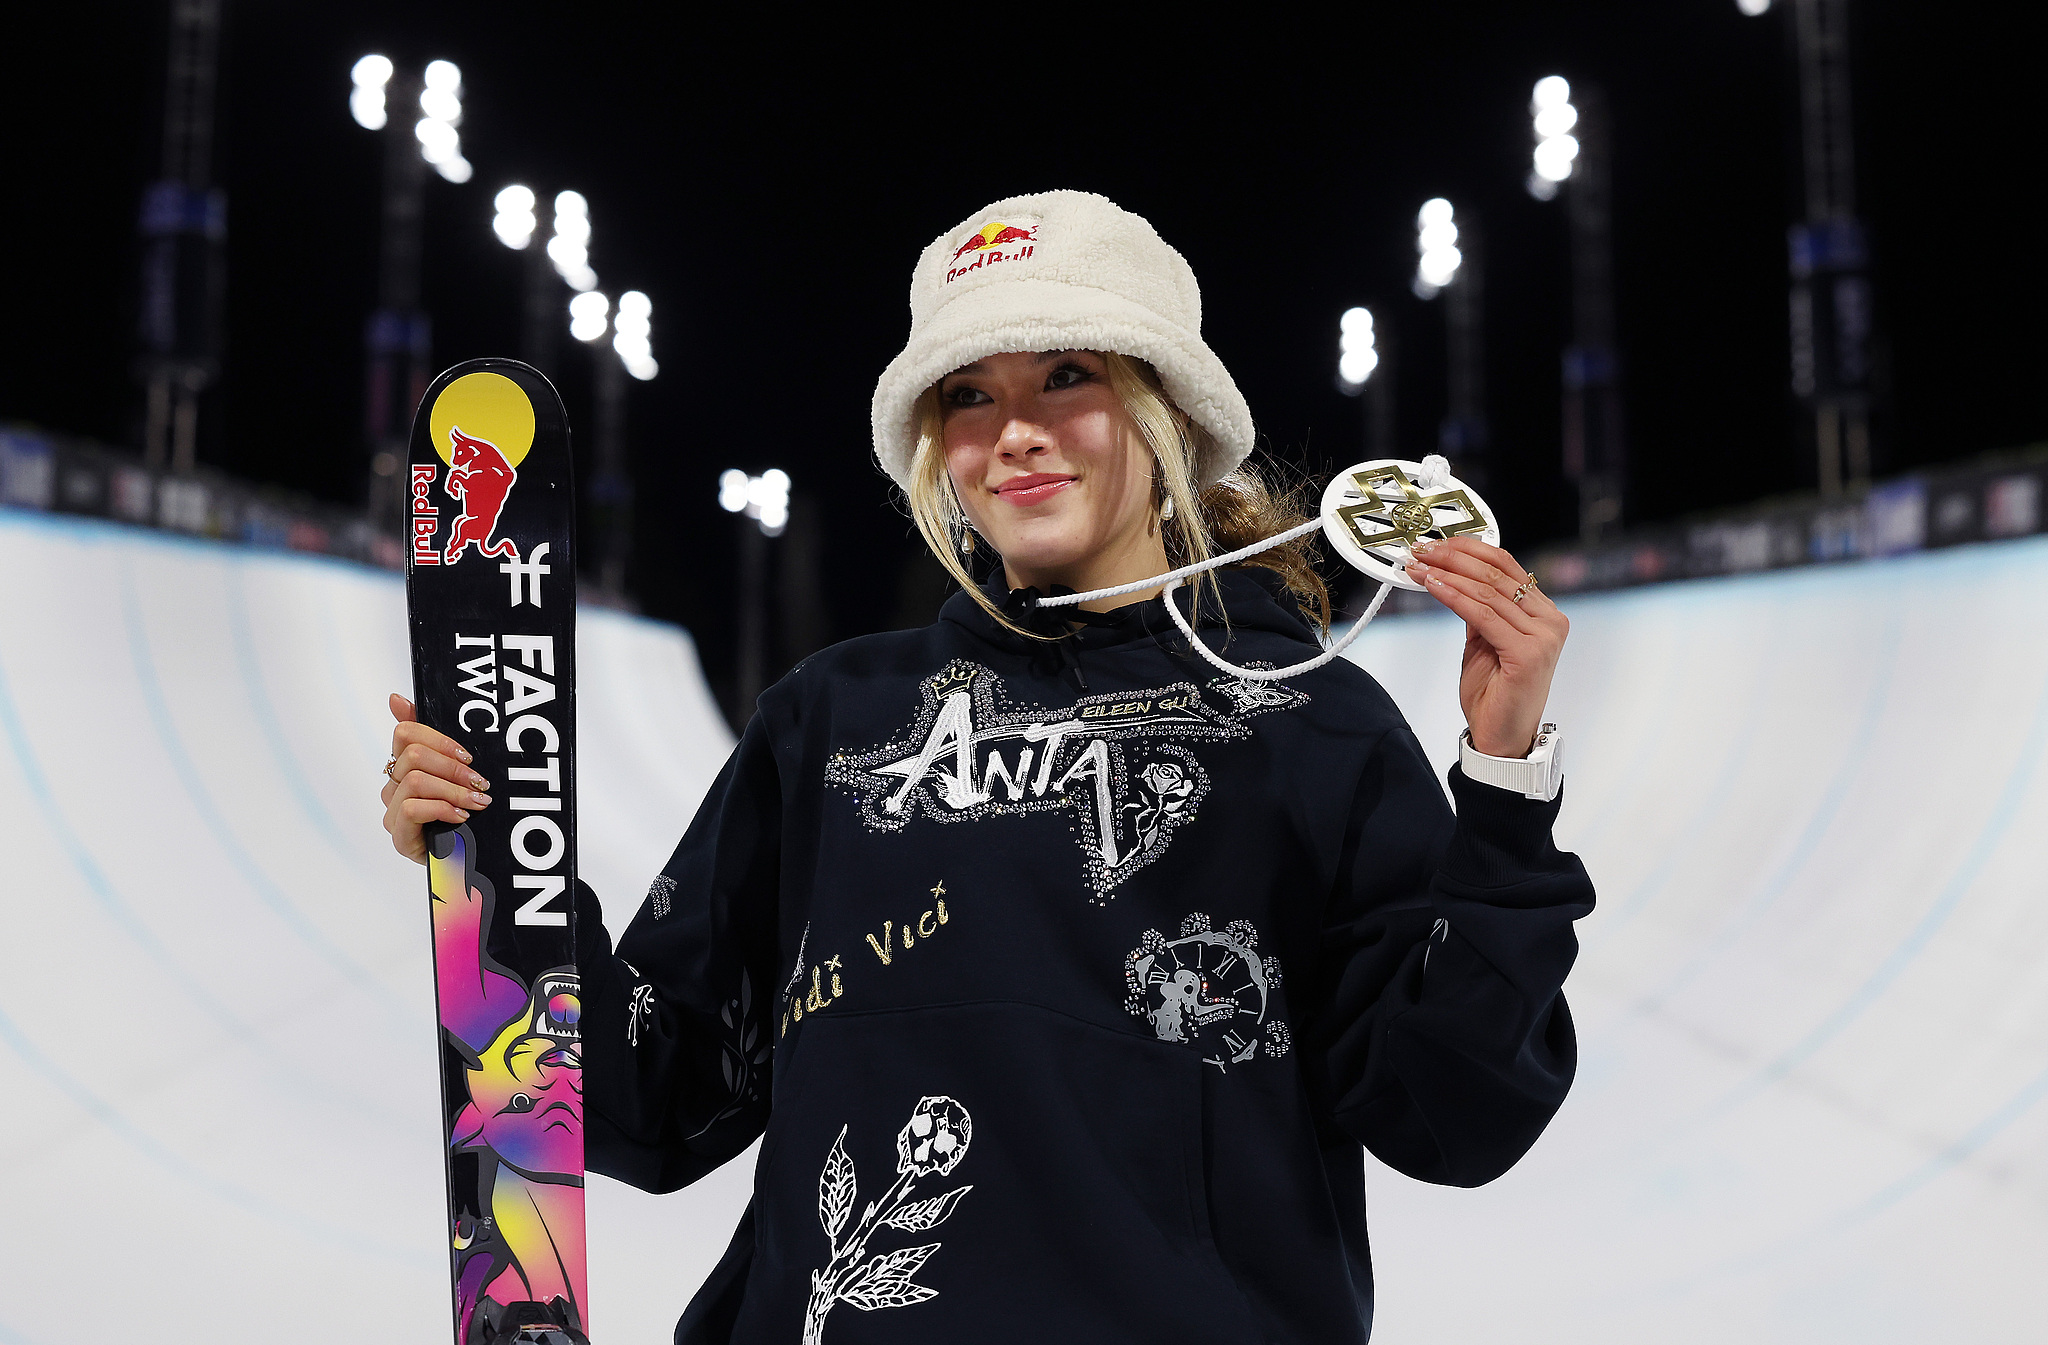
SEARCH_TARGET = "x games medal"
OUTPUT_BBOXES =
[405,360,590,1345]
[1319,458,1500,591]
[1044,453,1500,683]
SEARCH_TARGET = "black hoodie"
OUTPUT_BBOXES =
[575,567,1594,1344]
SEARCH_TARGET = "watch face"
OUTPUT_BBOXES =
[1123,913,1289,1072]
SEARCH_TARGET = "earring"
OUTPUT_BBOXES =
[1160,495,1176,523]
[958,519,975,554]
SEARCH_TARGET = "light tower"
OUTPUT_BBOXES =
[1743,0,1874,495]
[1528,74,1625,543]
[576,288,657,600]
[138,0,226,475]
[504,191,658,600]
[1337,306,1379,390]
[490,183,560,374]
[1336,307,1394,458]
[1412,199,1489,485]
[1411,198,1462,299]
[351,53,472,531]
[720,468,792,716]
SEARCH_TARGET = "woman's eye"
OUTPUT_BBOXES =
[1046,364,1093,390]
[943,385,990,407]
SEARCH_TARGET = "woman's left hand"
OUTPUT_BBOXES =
[1406,536,1569,759]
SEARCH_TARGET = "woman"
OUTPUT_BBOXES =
[383,190,1589,1344]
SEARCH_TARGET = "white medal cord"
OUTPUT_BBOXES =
[1028,513,1397,684]
[1029,516,1327,608]
[1022,456,1454,683]
[1160,573,1391,681]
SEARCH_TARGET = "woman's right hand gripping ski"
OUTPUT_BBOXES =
[381,691,492,864]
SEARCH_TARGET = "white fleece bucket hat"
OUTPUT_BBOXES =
[870,189,1255,492]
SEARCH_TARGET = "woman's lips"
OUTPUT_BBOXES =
[993,474,1076,506]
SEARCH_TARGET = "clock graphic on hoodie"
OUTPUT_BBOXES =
[1123,913,1290,1072]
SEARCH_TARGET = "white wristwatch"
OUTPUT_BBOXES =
[1459,723,1565,802]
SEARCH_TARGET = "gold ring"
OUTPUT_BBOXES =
[1512,574,1540,605]
[383,755,399,780]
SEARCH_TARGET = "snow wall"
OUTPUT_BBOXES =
[1,508,2040,1343]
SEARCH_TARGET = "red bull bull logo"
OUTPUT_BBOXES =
[441,426,521,564]
[946,218,1040,283]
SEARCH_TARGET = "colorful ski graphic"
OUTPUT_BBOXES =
[405,360,589,1345]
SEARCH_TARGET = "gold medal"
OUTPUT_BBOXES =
[1320,457,1500,591]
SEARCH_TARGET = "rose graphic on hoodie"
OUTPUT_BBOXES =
[1124,759,1197,853]
[895,1095,972,1177]
[802,1096,977,1345]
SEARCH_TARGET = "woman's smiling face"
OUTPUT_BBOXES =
[938,350,1164,593]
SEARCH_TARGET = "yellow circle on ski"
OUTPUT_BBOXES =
[429,371,536,468]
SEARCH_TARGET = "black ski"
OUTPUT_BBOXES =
[404,358,590,1345]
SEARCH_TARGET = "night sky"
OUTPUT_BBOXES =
[6,3,2040,707]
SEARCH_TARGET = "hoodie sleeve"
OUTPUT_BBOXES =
[573,714,783,1194]
[1310,724,1593,1187]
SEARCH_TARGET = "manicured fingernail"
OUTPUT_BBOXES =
[457,749,473,763]
[455,809,470,820]
[1412,538,1437,553]
[470,791,491,806]
[470,773,489,790]
[1408,561,1430,578]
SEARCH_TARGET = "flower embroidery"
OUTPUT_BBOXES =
[1123,759,1197,854]
[679,967,770,1142]
[803,1096,976,1344]
[896,1095,972,1178]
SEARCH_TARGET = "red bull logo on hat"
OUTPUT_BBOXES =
[946,218,1039,284]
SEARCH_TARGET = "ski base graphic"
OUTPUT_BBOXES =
[406,359,589,1345]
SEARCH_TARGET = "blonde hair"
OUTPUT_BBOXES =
[905,352,1330,640]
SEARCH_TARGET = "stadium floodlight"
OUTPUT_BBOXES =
[548,190,599,291]
[412,59,471,183]
[1412,199,1462,299]
[349,54,393,130]
[421,61,461,113]
[612,290,658,381]
[720,468,790,536]
[492,185,537,249]
[1736,0,1772,13]
[568,291,610,342]
[1337,307,1378,391]
[753,469,791,535]
[1527,75,1580,200]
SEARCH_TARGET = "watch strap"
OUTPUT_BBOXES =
[1459,723,1564,802]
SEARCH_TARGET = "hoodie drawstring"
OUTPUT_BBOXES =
[1000,585,1134,693]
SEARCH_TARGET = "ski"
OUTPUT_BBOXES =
[405,359,590,1345]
